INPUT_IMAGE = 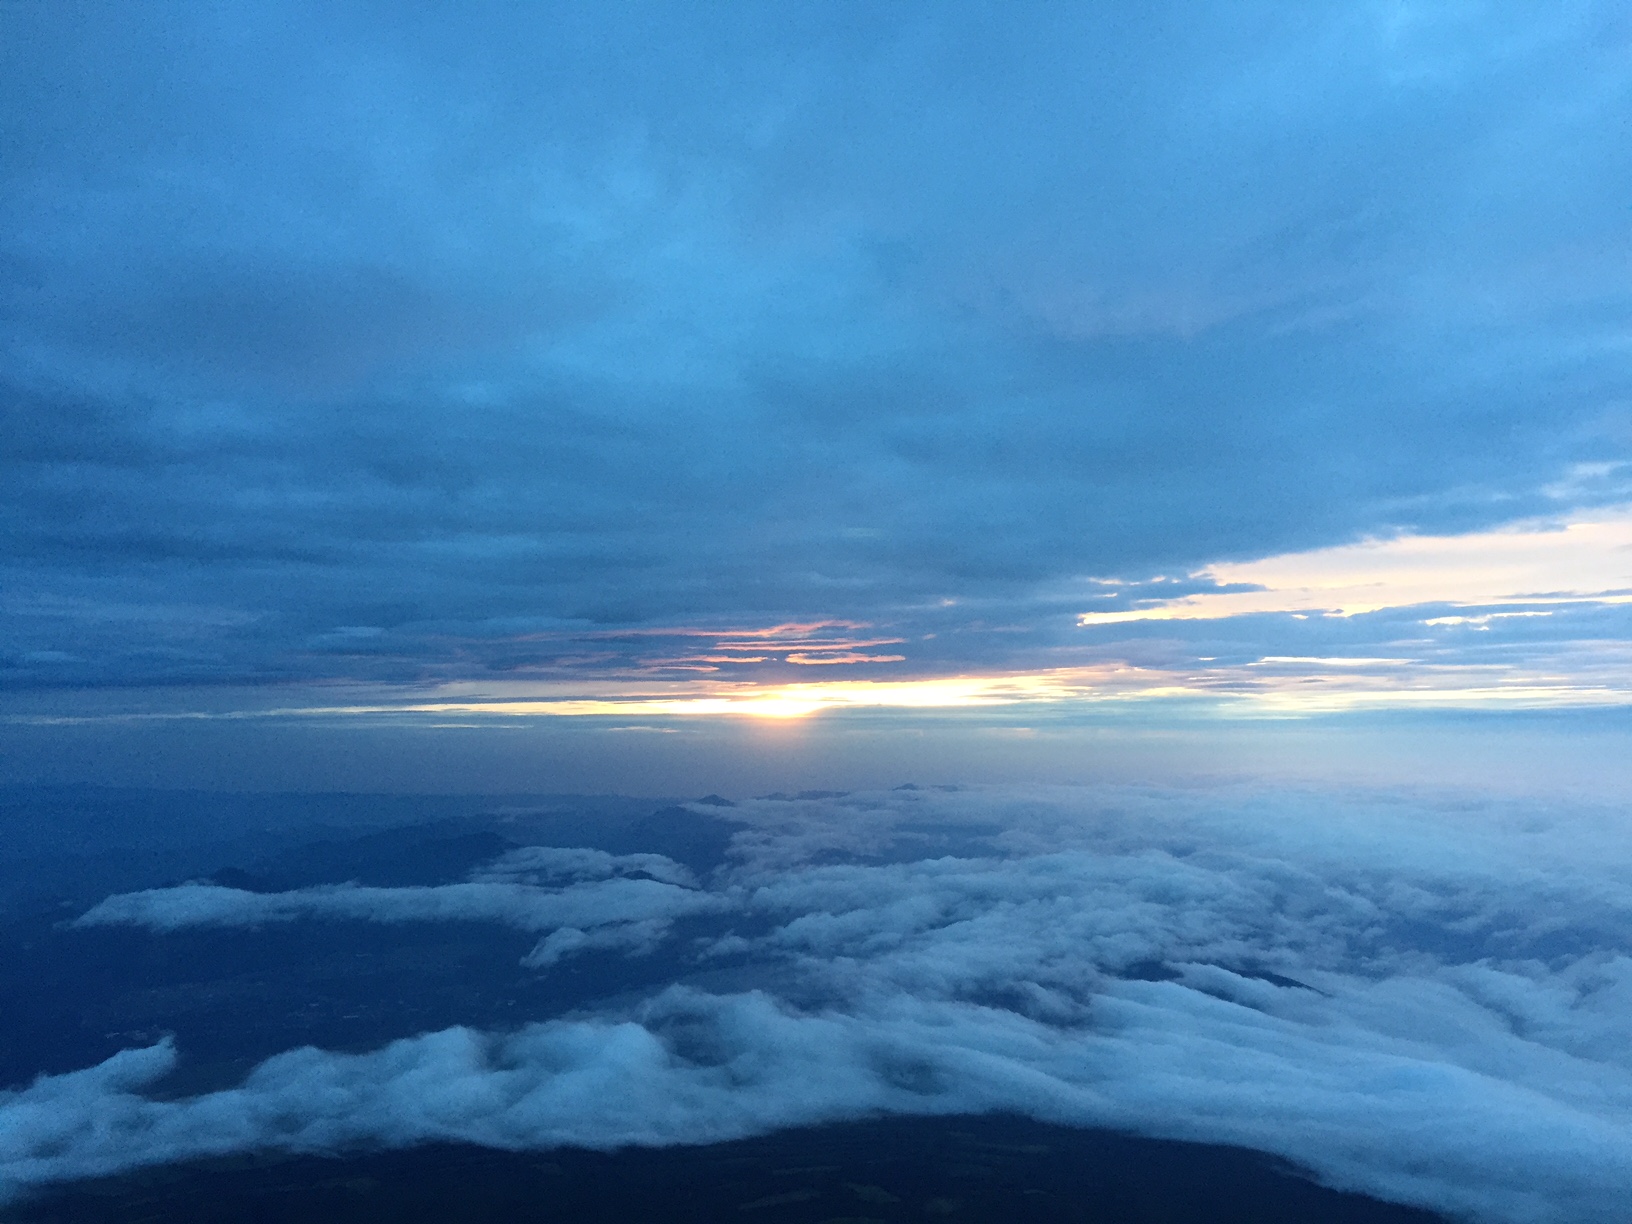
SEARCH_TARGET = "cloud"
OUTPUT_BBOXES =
[28,785,1632,1222]
[1077,505,1632,625]
[71,843,721,976]
[521,919,677,969]
[2,3,1630,697]
[75,871,726,960]
[471,845,698,889]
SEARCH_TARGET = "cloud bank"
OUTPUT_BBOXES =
[3,2,1630,700]
[13,785,1632,1222]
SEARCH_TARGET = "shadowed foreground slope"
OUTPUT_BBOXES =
[7,1114,1445,1224]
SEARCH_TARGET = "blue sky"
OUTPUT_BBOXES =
[4,0,1632,787]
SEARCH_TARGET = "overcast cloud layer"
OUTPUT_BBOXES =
[4,2,1632,698]
[9,784,1630,1222]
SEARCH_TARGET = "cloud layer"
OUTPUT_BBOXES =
[3,2,1631,700]
[13,784,1632,1222]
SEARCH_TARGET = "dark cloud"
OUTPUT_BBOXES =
[2,2,1630,690]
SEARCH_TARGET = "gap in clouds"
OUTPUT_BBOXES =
[1076,503,1632,624]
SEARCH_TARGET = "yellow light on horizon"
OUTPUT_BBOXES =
[1078,504,1632,626]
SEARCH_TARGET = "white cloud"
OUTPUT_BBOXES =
[521,919,677,969]
[20,786,1632,1222]
[75,875,727,947]
[471,845,698,889]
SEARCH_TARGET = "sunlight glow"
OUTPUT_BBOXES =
[13,648,1632,728]
[187,648,1632,722]
[1078,505,1632,625]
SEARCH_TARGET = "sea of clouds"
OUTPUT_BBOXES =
[6,784,1632,1222]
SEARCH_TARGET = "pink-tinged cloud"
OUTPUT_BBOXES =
[785,652,908,666]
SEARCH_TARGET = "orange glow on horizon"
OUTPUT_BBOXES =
[218,653,1632,723]
[11,652,1632,729]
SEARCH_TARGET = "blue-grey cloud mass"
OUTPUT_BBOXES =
[10,785,1632,1221]
[4,1,1631,696]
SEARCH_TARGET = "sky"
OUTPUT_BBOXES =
[3,0,1632,790]
[6,12,1632,1218]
